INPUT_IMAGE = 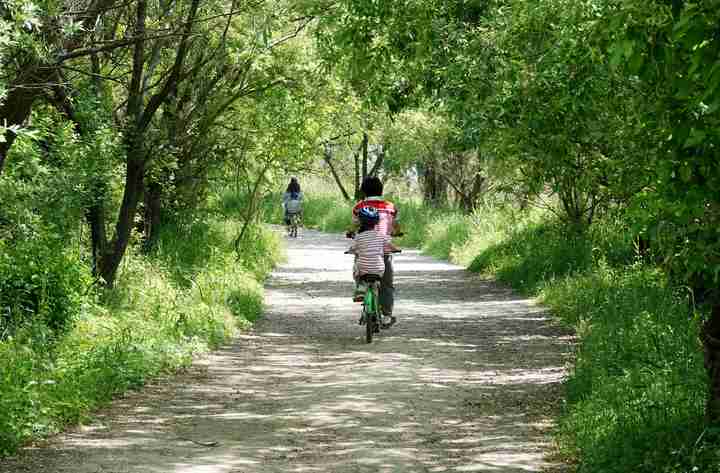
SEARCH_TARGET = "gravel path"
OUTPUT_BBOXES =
[1,229,572,473]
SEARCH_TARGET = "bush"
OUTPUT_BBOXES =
[0,234,91,335]
[546,266,709,473]
[467,211,716,473]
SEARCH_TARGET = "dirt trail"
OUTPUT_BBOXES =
[2,229,572,473]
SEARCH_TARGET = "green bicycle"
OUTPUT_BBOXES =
[359,274,383,343]
[347,250,401,343]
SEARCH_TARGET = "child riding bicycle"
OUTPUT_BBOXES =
[347,207,399,324]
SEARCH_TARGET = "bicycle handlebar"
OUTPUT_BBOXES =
[344,250,401,254]
[346,231,404,239]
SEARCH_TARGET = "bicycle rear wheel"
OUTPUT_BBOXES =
[288,215,298,238]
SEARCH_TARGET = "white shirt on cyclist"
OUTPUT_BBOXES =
[350,230,391,276]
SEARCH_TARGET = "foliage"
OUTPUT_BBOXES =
[600,0,720,299]
[463,208,717,472]
[548,265,711,473]
[0,233,90,335]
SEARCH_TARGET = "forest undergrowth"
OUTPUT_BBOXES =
[0,214,281,456]
[289,187,718,473]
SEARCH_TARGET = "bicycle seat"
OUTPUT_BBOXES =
[359,274,382,283]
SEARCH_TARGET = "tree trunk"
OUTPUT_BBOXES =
[143,178,163,252]
[368,142,384,177]
[464,172,485,212]
[323,145,351,201]
[704,303,720,424]
[98,153,146,287]
[234,161,271,255]
[361,131,368,181]
[354,146,361,200]
[422,160,447,207]
[86,192,108,279]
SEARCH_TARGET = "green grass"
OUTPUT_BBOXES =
[466,213,717,473]
[0,219,280,456]
[544,265,710,473]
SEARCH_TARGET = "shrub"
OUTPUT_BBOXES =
[0,234,91,336]
[467,211,716,473]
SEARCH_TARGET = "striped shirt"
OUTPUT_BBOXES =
[351,230,390,276]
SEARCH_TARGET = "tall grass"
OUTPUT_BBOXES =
[543,266,709,473]
[461,214,715,473]
[0,219,280,456]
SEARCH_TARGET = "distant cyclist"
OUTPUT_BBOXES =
[282,177,303,227]
[349,176,400,326]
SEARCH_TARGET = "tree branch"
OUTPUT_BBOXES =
[137,0,201,133]
[59,64,126,85]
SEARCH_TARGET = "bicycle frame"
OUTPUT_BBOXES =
[363,281,381,315]
[361,280,382,343]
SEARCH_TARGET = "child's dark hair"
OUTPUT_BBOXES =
[286,177,301,194]
[358,220,377,233]
[360,176,383,197]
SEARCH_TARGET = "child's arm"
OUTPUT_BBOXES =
[386,242,400,253]
[383,235,400,253]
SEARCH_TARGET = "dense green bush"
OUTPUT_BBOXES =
[0,234,91,335]
[544,266,709,473]
[467,212,717,473]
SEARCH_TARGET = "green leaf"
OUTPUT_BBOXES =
[683,128,706,148]
[679,163,693,182]
[628,52,644,74]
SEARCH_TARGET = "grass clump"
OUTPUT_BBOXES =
[543,265,709,473]
[467,213,717,473]
[0,219,280,456]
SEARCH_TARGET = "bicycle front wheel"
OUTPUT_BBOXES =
[365,312,375,343]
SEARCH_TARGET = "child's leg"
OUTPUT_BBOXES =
[352,259,365,301]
